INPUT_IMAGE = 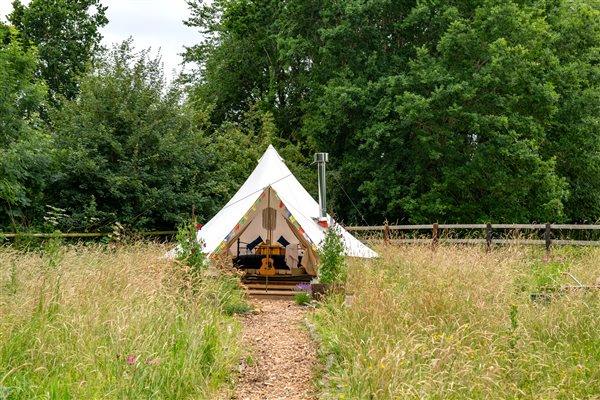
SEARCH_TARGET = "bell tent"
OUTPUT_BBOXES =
[173,145,377,277]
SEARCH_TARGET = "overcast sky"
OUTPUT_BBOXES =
[0,0,199,81]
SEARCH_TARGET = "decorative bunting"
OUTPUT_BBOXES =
[279,200,284,209]
[234,224,240,231]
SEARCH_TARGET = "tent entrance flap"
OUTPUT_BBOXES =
[284,217,316,275]
[223,187,318,276]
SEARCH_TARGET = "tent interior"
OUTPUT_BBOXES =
[223,186,317,279]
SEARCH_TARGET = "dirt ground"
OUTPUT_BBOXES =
[230,298,317,400]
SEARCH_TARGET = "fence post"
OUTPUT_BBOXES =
[486,223,492,253]
[432,223,439,250]
[383,221,389,245]
[545,223,552,256]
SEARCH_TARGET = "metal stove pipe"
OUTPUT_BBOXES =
[314,152,329,226]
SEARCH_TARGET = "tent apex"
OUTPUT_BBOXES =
[259,143,284,163]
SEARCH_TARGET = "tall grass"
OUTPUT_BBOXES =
[0,242,247,399]
[312,245,600,399]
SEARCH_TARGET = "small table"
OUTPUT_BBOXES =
[255,243,285,256]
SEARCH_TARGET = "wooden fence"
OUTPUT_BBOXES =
[2,224,600,253]
[0,231,177,238]
[345,223,600,253]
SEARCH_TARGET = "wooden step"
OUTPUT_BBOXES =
[247,289,297,297]
[244,283,300,290]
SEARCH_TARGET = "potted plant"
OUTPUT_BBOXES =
[312,225,347,298]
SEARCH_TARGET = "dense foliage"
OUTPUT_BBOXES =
[1,0,599,232]
[9,0,108,101]
[0,23,49,230]
[185,0,600,224]
[317,225,348,284]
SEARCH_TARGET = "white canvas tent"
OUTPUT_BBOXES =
[170,145,377,275]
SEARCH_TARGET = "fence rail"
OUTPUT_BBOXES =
[345,223,600,231]
[2,224,600,252]
[346,223,600,253]
[0,231,178,239]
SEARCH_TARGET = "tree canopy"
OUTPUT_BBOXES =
[0,22,49,229]
[184,0,600,224]
[9,0,108,101]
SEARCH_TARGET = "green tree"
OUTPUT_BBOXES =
[0,23,49,230]
[9,0,108,101]
[48,41,212,231]
[542,0,600,222]
[183,0,317,199]
[183,0,312,142]
[305,1,570,223]
[185,0,599,224]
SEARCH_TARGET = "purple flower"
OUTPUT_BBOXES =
[127,355,137,365]
[295,283,311,293]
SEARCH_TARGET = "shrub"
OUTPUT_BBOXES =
[295,291,312,305]
[175,221,207,273]
[317,225,347,284]
[295,283,312,305]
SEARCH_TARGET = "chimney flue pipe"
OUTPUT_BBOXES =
[314,152,329,227]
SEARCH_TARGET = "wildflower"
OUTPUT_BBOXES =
[145,359,160,365]
[127,355,137,365]
[381,363,385,369]
[197,224,203,230]
[295,283,311,292]
[191,249,197,254]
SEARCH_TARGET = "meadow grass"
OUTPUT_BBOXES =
[0,242,248,399]
[311,245,600,399]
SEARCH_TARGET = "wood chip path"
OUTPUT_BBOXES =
[229,298,317,400]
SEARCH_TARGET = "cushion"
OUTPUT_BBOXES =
[247,236,263,251]
[277,235,290,247]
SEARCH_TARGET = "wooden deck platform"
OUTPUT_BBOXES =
[242,273,312,297]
